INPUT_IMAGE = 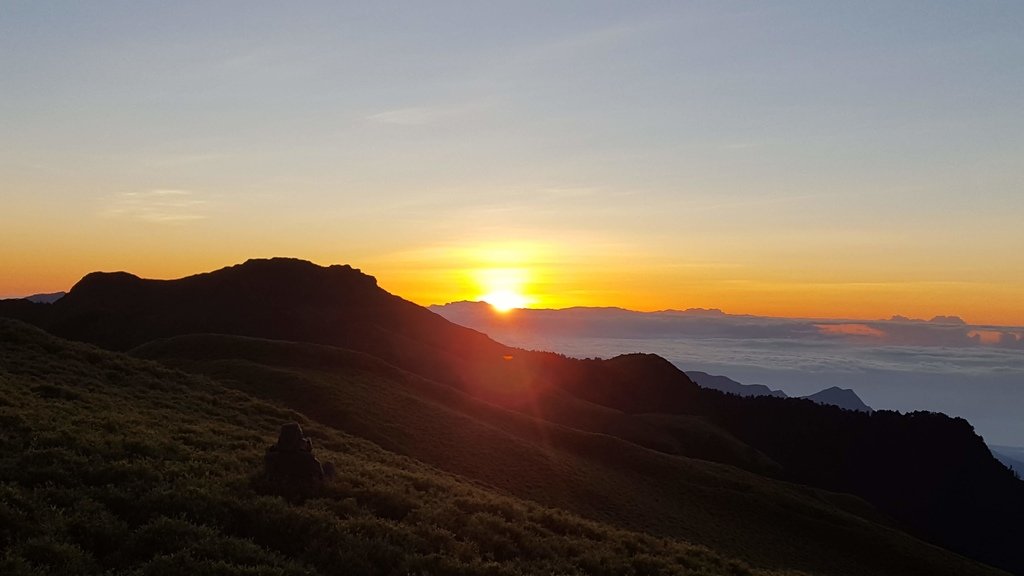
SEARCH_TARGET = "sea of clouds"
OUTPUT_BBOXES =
[432,304,1024,447]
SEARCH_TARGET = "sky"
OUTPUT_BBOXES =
[3,1,1023,324]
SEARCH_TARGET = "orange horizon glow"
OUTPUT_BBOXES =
[366,240,1024,327]
[3,248,1024,327]
[481,291,529,313]
[4,5,1024,336]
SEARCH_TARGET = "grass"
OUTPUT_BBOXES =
[0,318,803,576]
[131,333,1006,576]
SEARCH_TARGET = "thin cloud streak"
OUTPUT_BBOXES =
[100,190,210,223]
[365,107,452,126]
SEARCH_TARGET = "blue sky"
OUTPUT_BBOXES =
[3,1,1023,322]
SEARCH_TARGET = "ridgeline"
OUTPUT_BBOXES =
[1,258,1020,575]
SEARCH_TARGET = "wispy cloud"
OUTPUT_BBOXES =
[142,152,228,168]
[365,107,451,126]
[509,21,658,67]
[537,186,602,199]
[684,192,829,213]
[100,189,210,223]
[720,142,763,150]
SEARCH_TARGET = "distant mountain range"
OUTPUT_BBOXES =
[685,371,872,412]
[430,300,1024,349]
[24,291,65,303]
[991,445,1024,477]
[685,371,789,398]
[2,258,1022,575]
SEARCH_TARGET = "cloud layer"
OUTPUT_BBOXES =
[432,303,1024,446]
[101,190,210,223]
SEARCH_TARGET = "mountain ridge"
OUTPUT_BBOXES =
[687,370,789,399]
[686,372,873,412]
[804,386,873,413]
[5,317,816,576]
[2,257,1022,574]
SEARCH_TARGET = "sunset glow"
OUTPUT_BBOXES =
[3,5,1024,575]
[482,290,528,313]
[474,266,533,312]
[2,3,1023,326]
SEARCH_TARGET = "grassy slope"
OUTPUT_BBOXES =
[133,332,780,474]
[132,333,1004,576]
[9,259,1018,573]
[0,318,796,576]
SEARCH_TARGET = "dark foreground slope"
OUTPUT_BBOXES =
[0,319,1006,576]
[0,319,793,576]
[2,258,1022,573]
[0,258,699,413]
[133,332,1000,576]
[691,392,1024,572]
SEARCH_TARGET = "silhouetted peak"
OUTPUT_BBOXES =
[225,257,377,286]
[608,352,673,365]
[64,271,145,305]
[27,257,488,355]
[606,353,696,385]
[803,386,872,412]
[72,271,143,290]
[203,259,382,308]
[61,258,383,310]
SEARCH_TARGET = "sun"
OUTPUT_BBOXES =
[466,244,543,312]
[481,290,528,313]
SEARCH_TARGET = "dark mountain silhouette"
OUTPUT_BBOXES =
[0,296,46,323]
[687,370,788,398]
[0,259,700,414]
[803,386,872,412]
[687,372,872,413]
[3,317,1011,576]
[2,258,1023,574]
[1,318,816,576]
[2,260,504,395]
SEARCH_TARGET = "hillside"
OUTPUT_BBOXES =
[135,333,956,575]
[2,258,1022,573]
[0,319,1008,576]
[1,318,803,576]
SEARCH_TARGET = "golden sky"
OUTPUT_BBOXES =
[2,3,1023,326]
[3,227,1022,326]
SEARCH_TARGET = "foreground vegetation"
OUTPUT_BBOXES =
[134,332,1007,576]
[0,319,803,576]
[3,258,1019,573]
